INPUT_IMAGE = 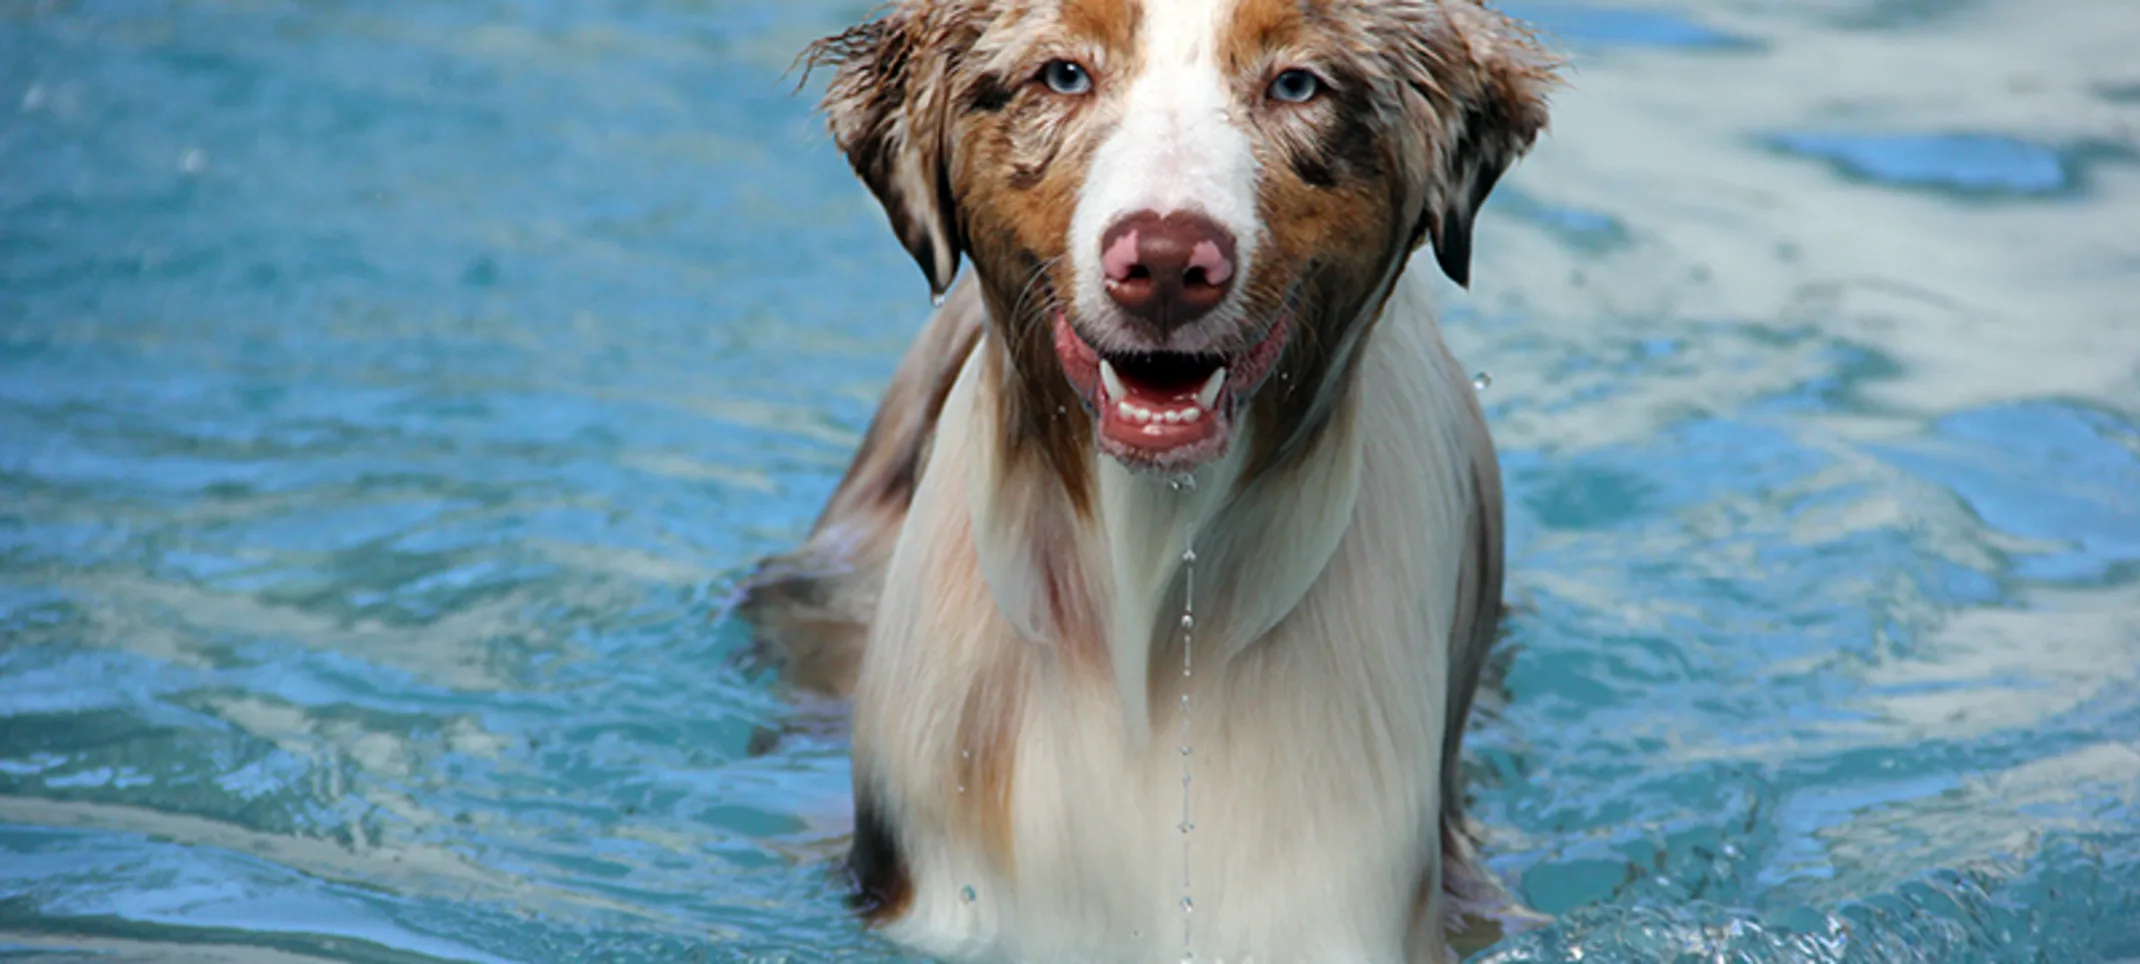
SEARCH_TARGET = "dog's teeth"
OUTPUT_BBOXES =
[1117,401,1137,420]
[1196,367,1227,410]
[1133,407,1154,424]
[1182,407,1202,423]
[1162,410,1183,424]
[1099,360,1127,401]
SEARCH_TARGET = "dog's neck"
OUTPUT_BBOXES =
[964,329,1366,747]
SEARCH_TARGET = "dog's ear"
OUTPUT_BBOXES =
[1401,2,1558,288]
[805,5,964,297]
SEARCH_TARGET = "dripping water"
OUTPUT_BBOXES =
[1472,370,1493,391]
[931,291,947,308]
[1178,535,1197,962]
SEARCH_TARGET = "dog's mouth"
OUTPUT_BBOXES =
[1052,310,1294,471]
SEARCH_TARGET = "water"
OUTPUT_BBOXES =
[2,1,2136,962]
[1178,542,1197,962]
[1763,132,2085,197]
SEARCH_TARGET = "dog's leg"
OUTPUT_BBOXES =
[1437,384,1550,954]
[733,278,985,696]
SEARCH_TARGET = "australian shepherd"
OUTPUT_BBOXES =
[738,1,1559,960]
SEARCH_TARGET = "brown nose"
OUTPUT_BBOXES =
[1100,210,1237,333]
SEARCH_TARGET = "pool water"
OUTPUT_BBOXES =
[3,1,2137,961]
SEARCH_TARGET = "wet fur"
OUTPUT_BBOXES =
[739,1,1557,959]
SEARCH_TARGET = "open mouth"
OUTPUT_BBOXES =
[1052,310,1293,471]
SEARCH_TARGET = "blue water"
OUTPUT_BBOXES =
[4,2,2139,962]
[1504,3,1754,50]
[1764,133,2076,196]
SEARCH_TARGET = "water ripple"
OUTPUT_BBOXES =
[2,0,2137,961]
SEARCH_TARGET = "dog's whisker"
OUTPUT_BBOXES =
[1009,256,1062,323]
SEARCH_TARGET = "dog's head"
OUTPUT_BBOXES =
[809,0,1555,475]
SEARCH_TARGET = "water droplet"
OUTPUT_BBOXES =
[1179,531,1198,961]
[932,292,948,308]
[179,148,207,174]
[957,784,966,794]
[1181,896,1194,914]
[21,84,48,111]
[962,749,971,760]
[1132,929,1142,939]
[961,885,977,904]
[1471,371,1493,391]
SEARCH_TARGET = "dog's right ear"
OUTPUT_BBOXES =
[1393,2,1559,289]
[804,6,963,298]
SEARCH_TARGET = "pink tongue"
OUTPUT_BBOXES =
[1124,383,1200,410]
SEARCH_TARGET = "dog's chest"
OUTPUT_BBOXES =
[886,636,1443,963]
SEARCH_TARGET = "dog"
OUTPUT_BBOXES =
[737,1,1558,959]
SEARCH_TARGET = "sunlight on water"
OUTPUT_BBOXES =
[2,0,2138,961]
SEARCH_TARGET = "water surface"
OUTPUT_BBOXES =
[4,0,2138,961]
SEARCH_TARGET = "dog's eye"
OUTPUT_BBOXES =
[1042,60,1094,96]
[1267,68,1322,104]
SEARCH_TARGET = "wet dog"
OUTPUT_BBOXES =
[738,1,1557,959]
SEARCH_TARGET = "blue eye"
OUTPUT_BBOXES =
[1043,60,1093,96]
[1268,68,1321,104]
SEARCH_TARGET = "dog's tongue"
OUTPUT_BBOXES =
[1098,361,1224,453]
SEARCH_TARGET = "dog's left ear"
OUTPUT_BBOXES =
[804,4,964,297]
[1404,2,1559,288]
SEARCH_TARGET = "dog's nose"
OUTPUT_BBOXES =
[1100,211,1236,331]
